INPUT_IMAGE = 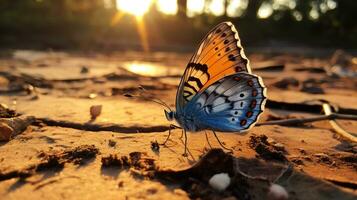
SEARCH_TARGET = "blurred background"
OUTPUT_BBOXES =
[0,0,356,52]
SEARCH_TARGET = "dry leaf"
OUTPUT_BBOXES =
[90,105,102,119]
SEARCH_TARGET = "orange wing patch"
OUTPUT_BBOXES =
[179,22,252,105]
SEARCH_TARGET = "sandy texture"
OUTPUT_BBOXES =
[0,50,356,199]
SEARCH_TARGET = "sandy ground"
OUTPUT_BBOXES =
[0,50,356,199]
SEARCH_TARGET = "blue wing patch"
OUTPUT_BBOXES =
[182,72,266,132]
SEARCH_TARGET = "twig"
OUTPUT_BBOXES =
[322,103,357,143]
[256,113,357,126]
[34,118,170,133]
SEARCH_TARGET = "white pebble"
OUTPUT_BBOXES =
[267,184,289,200]
[208,173,231,191]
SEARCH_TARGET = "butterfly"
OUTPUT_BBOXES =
[160,22,267,156]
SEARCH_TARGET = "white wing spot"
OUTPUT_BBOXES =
[213,97,225,106]
[212,104,230,113]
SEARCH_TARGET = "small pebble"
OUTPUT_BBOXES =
[88,93,97,99]
[108,139,116,147]
[151,140,160,152]
[80,66,89,73]
[90,105,102,119]
[273,143,285,151]
[208,173,231,191]
[267,184,289,200]
[0,122,13,141]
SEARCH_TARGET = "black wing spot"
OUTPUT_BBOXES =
[234,111,238,115]
[221,33,227,37]
[215,47,218,51]
[240,102,244,107]
[216,29,221,33]
[240,93,244,98]
[225,47,230,52]
[228,54,236,61]
[218,53,221,56]
[189,63,210,79]
[231,118,235,122]
[235,66,242,72]
[224,40,229,44]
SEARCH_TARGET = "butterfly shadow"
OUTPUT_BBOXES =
[100,165,122,179]
[7,167,63,193]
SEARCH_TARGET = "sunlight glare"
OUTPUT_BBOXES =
[187,0,205,17]
[227,0,248,17]
[124,62,164,76]
[309,2,319,20]
[207,0,225,16]
[116,0,152,17]
[258,2,273,19]
[157,0,178,15]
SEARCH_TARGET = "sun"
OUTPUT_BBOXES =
[115,0,152,17]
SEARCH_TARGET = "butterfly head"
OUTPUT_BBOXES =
[164,110,175,121]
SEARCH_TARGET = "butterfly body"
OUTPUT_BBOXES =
[163,21,267,154]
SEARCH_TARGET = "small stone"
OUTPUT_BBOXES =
[151,140,160,152]
[208,173,231,191]
[118,181,124,187]
[0,122,14,141]
[90,105,102,119]
[80,66,89,74]
[267,184,289,200]
[88,93,97,99]
[108,139,116,147]
[267,138,276,144]
[273,143,285,151]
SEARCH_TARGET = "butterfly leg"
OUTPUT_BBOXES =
[183,129,188,157]
[212,131,233,153]
[161,124,181,145]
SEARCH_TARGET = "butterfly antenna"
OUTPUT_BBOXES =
[138,85,172,111]
[124,87,172,112]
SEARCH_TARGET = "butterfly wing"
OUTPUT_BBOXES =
[176,22,252,113]
[183,73,266,132]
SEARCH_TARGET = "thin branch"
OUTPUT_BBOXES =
[322,103,357,143]
[256,113,357,126]
[34,118,170,133]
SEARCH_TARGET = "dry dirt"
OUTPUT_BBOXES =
[0,50,356,200]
